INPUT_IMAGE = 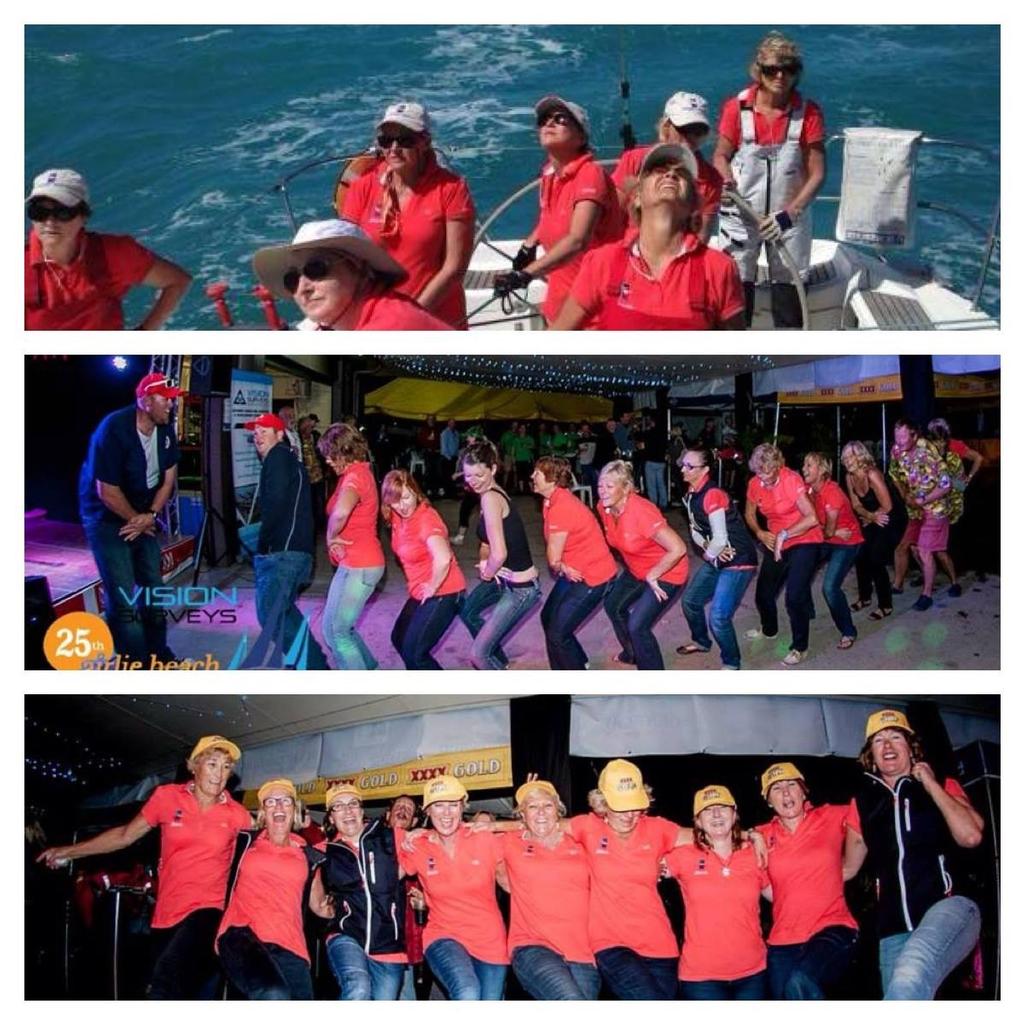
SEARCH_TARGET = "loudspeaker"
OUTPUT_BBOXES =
[25,575,56,670]
[188,355,233,397]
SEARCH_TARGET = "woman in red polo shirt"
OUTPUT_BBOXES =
[397,775,508,999]
[494,95,624,326]
[757,762,859,999]
[381,469,466,670]
[502,778,599,999]
[531,456,616,669]
[743,443,823,666]
[803,452,864,651]
[666,785,771,999]
[253,219,451,330]
[38,736,251,998]
[342,102,475,328]
[553,143,744,330]
[713,32,826,327]
[217,778,320,999]
[25,167,191,330]
[597,460,688,670]
[318,422,385,670]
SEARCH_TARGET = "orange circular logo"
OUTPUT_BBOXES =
[42,612,115,670]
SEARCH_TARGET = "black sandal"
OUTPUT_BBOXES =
[850,599,872,612]
[869,608,893,621]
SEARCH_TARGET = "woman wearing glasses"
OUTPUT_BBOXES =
[341,102,475,328]
[253,219,451,330]
[713,32,826,328]
[25,167,191,330]
[494,95,624,326]
[37,736,251,999]
[217,779,323,1000]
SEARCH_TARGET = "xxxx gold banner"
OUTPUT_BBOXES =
[244,745,512,809]
[933,373,999,400]
[778,375,903,405]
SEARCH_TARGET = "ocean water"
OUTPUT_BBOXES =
[25,24,1000,329]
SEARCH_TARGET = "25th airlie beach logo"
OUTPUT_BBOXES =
[40,587,313,670]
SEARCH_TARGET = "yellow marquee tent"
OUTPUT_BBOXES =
[364,377,613,422]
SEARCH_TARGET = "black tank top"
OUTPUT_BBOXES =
[475,486,534,572]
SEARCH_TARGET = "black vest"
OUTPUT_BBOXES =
[476,486,534,572]
[854,773,961,938]
[684,477,758,568]
[321,819,405,955]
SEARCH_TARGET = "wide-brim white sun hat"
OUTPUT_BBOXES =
[253,219,407,299]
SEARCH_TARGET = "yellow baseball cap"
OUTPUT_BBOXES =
[515,779,561,807]
[761,762,806,799]
[598,758,650,812]
[325,783,362,809]
[865,709,912,741]
[423,774,468,809]
[256,778,297,804]
[190,735,241,763]
[693,784,737,817]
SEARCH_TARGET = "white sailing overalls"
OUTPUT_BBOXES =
[717,87,813,284]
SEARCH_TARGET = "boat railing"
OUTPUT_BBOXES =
[816,134,999,311]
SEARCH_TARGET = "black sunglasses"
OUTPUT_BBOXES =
[27,199,83,222]
[282,255,356,294]
[377,132,420,150]
[538,111,573,128]
[760,63,801,77]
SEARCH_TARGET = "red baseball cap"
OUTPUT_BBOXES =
[136,372,184,399]
[244,412,286,431]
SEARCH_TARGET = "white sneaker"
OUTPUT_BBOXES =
[452,530,466,545]
[744,628,764,639]
[782,650,807,667]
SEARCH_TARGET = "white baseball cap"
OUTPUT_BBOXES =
[664,92,710,130]
[27,168,90,208]
[377,101,431,135]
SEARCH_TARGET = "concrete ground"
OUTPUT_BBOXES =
[168,495,999,671]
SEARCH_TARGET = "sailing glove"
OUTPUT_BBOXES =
[511,244,538,271]
[759,210,794,242]
[494,270,533,298]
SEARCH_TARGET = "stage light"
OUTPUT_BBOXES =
[112,357,128,371]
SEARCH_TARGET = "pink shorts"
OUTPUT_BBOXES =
[901,519,922,546]
[917,512,949,554]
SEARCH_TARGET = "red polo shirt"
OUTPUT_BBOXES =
[598,492,688,584]
[543,486,617,586]
[762,803,858,945]
[717,87,825,148]
[328,460,385,568]
[570,236,744,326]
[535,152,625,322]
[611,147,723,225]
[813,479,864,546]
[389,502,465,597]
[746,467,824,549]
[353,292,452,331]
[140,783,251,928]
[342,154,475,327]
[501,830,593,963]
[396,826,508,964]
[666,843,769,981]
[216,833,311,962]
[25,230,156,330]
[566,813,681,958]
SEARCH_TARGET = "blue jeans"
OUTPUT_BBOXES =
[540,576,611,670]
[603,571,682,670]
[253,550,329,668]
[822,544,862,640]
[86,521,170,663]
[681,560,756,669]
[644,463,668,510]
[424,938,506,1000]
[325,934,405,1000]
[767,925,859,999]
[322,563,385,669]
[512,945,601,1000]
[754,543,820,652]
[460,578,541,671]
[594,947,677,1000]
[217,926,313,999]
[879,896,980,1000]
[391,592,463,670]
[679,970,767,1000]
